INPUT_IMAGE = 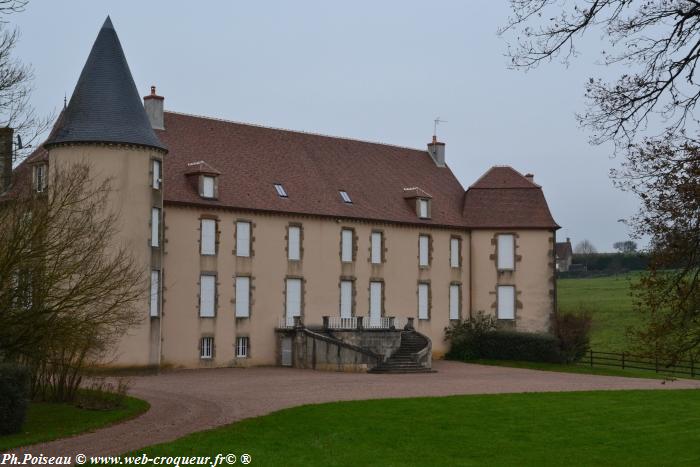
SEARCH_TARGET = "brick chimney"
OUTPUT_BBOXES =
[525,173,534,183]
[427,136,445,167]
[143,86,164,130]
[0,127,13,194]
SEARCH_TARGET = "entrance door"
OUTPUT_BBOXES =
[281,337,293,367]
[369,281,382,327]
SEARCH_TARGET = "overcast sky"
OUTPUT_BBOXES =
[13,1,641,251]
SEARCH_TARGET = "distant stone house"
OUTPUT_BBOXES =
[3,18,561,371]
[555,238,573,272]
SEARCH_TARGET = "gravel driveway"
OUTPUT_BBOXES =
[9,360,700,457]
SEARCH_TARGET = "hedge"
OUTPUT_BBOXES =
[0,363,30,435]
[446,330,565,364]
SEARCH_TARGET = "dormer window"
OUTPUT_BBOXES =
[339,190,352,203]
[33,164,47,193]
[418,198,430,219]
[274,183,288,198]
[201,175,216,198]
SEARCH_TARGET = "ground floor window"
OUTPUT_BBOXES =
[497,285,516,320]
[200,336,214,359]
[236,336,249,358]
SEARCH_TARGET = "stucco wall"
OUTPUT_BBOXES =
[48,144,163,367]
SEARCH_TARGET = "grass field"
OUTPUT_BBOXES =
[558,273,640,352]
[0,396,149,451]
[135,390,700,466]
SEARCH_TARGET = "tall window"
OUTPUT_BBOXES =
[340,280,353,318]
[236,221,251,257]
[370,231,383,264]
[419,235,430,267]
[199,275,216,317]
[149,270,160,317]
[418,199,429,218]
[288,225,301,261]
[341,229,353,263]
[450,237,461,268]
[152,159,161,189]
[497,285,515,320]
[236,336,249,358]
[201,176,215,198]
[497,234,515,271]
[200,219,216,255]
[449,284,460,320]
[235,276,250,318]
[285,278,302,326]
[200,337,213,359]
[369,281,383,327]
[418,283,430,320]
[151,207,160,247]
[34,165,46,192]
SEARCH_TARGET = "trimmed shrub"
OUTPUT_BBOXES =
[445,312,565,364]
[0,363,30,435]
[476,331,564,363]
[552,310,592,363]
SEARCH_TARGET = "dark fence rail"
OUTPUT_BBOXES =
[584,350,698,378]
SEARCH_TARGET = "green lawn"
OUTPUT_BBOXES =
[558,273,640,352]
[135,390,700,466]
[0,396,149,451]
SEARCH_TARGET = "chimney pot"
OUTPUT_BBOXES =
[143,85,164,130]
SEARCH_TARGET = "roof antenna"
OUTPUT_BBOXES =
[433,117,447,143]
[63,93,67,110]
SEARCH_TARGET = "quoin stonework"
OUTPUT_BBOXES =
[7,18,559,370]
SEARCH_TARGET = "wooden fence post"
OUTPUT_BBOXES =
[622,352,625,370]
[692,357,695,378]
[590,349,593,367]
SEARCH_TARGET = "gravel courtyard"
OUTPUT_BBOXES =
[10,361,700,457]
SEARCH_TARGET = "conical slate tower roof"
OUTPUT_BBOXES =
[45,17,166,151]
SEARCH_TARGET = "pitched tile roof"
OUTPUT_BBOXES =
[44,17,166,152]
[157,112,468,227]
[556,241,573,258]
[462,166,559,229]
[157,113,559,229]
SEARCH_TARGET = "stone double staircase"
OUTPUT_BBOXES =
[369,330,434,374]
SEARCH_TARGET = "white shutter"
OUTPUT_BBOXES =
[371,232,382,264]
[236,221,251,257]
[288,226,301,260]
[419,235,429,266]
[419,199,429,218]
[450,238,460,268]
[498,234,515,270]
[202,176,215,198]
[149,270,160,317]
[370,281,382,325]
[200,275,216,317]
[151,208,160,247]
[235,277,250,317]
[497,285,515,320]
[152,160,161,189]
[340,280,353,318]
[201,219,216,255]
[449,284,460,320]
[286,278,302,322]
[341,229,353,262]
[418,283,429,320]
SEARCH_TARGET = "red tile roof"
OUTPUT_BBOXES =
[157,112,469,227]
[462,166,559,229]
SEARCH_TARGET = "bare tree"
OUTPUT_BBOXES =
[0,163,144,401]
[574,239,597,255]
[501,1,700,147]
[0,0,52,163]
[501,1,700,362]
[613,240,638,253]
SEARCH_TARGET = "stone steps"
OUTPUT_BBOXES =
[369,330,433,374]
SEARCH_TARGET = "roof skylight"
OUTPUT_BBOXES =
[274,183,288,198]
[339,190,352,204]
